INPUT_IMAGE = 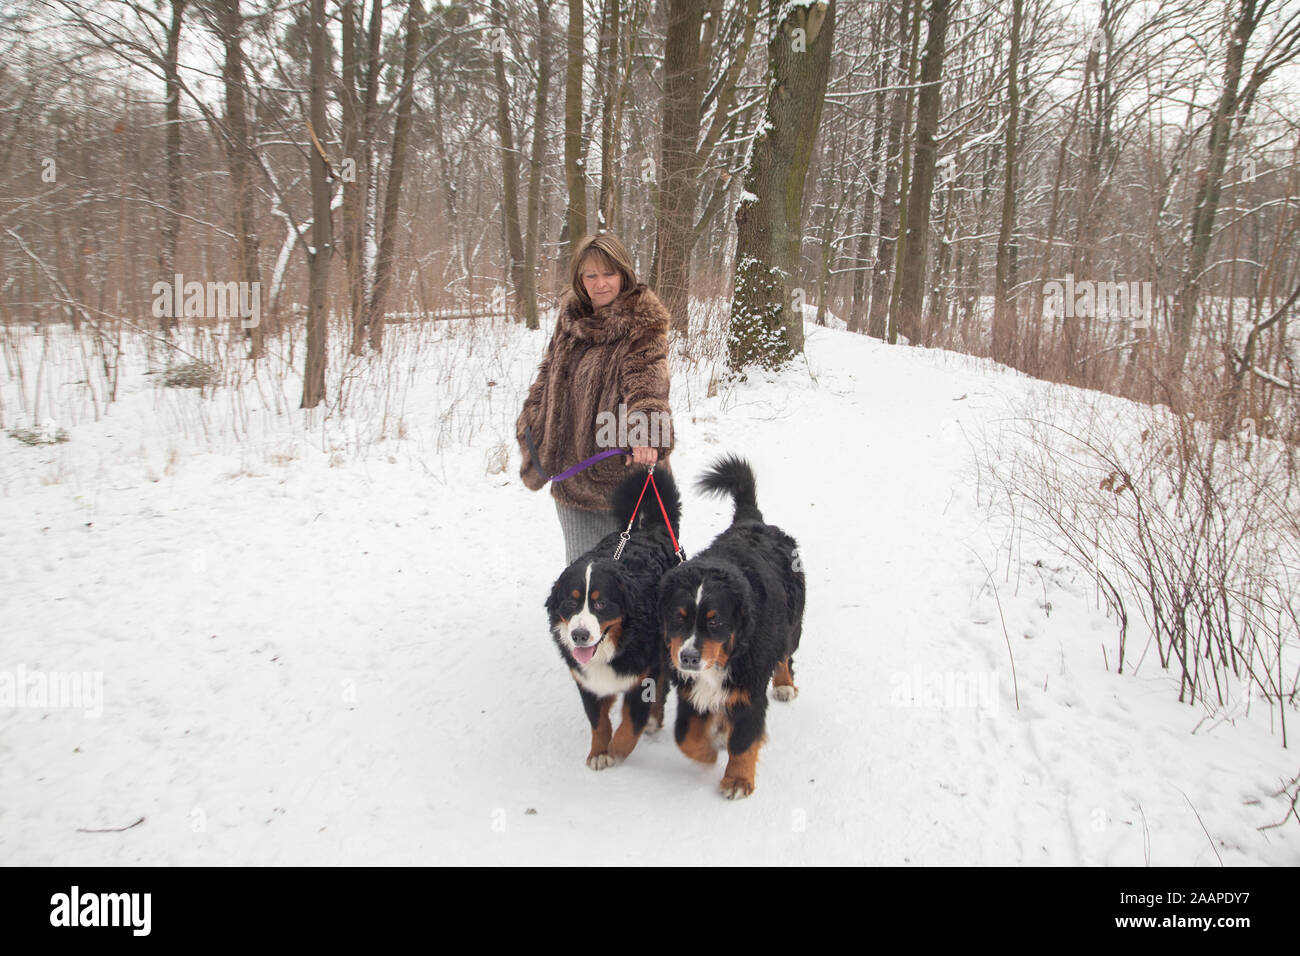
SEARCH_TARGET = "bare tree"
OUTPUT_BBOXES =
[892,0,952,345]
[727,0,836,371]
[522,0,554,328]
[563,0,587,262]
[654,0,707,332]
[365,0,423,351]
[990,0,1023,365]
[301,0,332,408]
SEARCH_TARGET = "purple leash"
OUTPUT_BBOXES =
[524,426,628,482]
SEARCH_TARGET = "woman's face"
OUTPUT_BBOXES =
[581,257,622,310]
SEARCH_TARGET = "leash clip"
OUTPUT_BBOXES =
[612,530,631,561]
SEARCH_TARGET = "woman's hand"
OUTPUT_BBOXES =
[625,446,659,466]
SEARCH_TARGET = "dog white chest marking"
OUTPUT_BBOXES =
[685,665,730,714]
[573,659,638,697]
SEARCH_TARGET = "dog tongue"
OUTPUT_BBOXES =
[572,644,597,665]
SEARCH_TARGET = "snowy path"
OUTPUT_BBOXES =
[1,324,1295,865]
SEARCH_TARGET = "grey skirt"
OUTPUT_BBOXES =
[555,498,623,565]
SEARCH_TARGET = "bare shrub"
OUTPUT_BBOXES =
[977,387,1300,742]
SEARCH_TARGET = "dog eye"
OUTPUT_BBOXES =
[593,599,606,611]
[707,618,722,628]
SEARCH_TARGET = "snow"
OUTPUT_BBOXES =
[1,310,1295,865]
[777,0,826,22]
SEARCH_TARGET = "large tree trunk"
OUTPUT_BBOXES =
[990,0,1022,366]
[1174,0,1253,375]
[491,0,525,318]
[1037,88,1083,375]
[366,0,423,351]
[884,0,923,343]
[161,0,185,338]
[867,0,914,341]
[563,0,588,262]
[891,0,951,346]
[849,27,888,335]
[301,0,332,408]
[341,0,373,355]
[654,0,708,333]
[522,0,553,328]
[216,0,264,357]
[688,0,761,257]
[726,0,835,371]
[596,0,620,234]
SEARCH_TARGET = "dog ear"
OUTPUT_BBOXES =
[608,561,633,608]
[726,567,754,620]
[733,571,757,652]
[656,566,685,623]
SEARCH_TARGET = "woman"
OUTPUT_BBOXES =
[516,234,676,564]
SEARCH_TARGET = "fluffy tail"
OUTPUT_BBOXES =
[610,466,682,534]
[697,454,763,524]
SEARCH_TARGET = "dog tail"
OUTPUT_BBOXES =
[609,466,683,535]
[697,454,763,524]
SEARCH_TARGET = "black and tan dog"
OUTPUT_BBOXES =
[546,468,681,770]
[659,455,805,799]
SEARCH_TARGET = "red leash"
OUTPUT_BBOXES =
[612,464,685,563]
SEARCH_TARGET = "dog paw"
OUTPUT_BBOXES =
[773,685,799,702]
[719,776,755,800]
[644,715,662,735]
[586,753,616,770]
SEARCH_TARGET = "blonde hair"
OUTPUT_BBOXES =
[569,234,638,312]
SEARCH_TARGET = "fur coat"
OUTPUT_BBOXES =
[516,282,676,511]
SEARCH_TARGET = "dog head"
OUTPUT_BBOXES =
[659,561,753,676]
[546,558,632,668]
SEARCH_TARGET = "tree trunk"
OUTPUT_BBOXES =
[366,0,423,351]
[1174,1,1253,375]
[990,0,1022,366]
[301,0,332,408]
[849,31,888,335]
[867,0,915,341]
[726,0,836,371]
[491,0,526,319]
[522,0,553,328]
[892,0,951,346]
[596,0,620,233]
[655,0,708,333]
[161,0,186,338]
[884,0,923,343]
[563,0,588,262]
[217,0,264,357]
[341,0,364,352]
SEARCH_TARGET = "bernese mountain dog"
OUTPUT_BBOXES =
[545,467,682,770]
[659,455,805,799]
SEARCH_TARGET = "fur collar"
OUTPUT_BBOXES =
[558,282,671,343]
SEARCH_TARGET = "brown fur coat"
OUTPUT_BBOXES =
[516,282,675,511]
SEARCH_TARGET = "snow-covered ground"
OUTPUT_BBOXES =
[1,311,1295,865]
